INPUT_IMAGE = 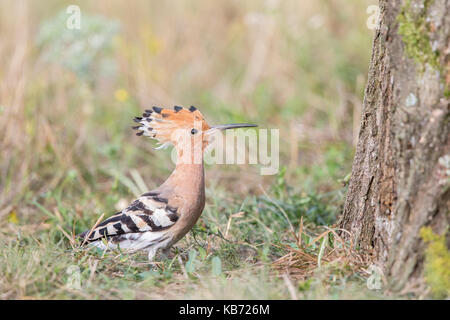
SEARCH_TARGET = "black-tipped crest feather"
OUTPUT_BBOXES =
[152,106,162,113]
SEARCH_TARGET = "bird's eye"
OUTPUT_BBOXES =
[191,128,198,135]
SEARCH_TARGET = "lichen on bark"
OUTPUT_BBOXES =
[420,226,450,298]
[397,0,439,70]
[397,0,449,98]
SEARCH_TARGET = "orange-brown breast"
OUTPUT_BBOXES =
[157,162,206,244]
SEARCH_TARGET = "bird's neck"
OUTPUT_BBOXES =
[160,153,205,197]
[168,162,205,190]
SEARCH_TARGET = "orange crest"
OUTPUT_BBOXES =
[133,106,210,149]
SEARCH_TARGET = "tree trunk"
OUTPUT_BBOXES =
[340,0,449,293]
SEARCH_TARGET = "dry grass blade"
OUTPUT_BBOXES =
[317,233,328,268]
[306,229,332,248]
[259,185,296,234]
[273,225,368,281]
[224,211,244,239]
[57,225,75,248]
[81,213,105,246]
[297,216,303,248]
[178,255,188,279]
[282,273,298,300]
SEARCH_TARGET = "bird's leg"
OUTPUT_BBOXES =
[147,248,157,262]
[160,247,172,259]
[162,247,171,256]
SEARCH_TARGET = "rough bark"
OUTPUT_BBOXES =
[340,0,449,293]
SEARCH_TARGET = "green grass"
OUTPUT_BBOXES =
[0,166,383,299]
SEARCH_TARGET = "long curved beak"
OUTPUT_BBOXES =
[209,123,258,131]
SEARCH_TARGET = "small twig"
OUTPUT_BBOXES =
[191,228,208,250]
[195,227,233,243]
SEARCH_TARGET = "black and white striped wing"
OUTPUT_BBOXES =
[78,192,179,242]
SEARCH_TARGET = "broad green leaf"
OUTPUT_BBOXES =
[185,250,198,274]
[211,256,222,276]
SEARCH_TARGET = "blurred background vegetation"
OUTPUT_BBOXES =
[0,0,380,299]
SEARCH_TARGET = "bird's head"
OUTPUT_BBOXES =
[133,106,256,163]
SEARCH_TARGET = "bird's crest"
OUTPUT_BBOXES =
[132,106,210,149]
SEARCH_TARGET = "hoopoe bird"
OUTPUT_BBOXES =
[77,105,256,261]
